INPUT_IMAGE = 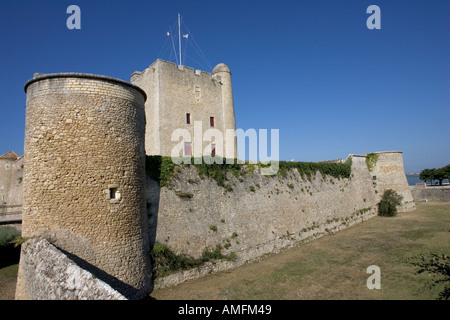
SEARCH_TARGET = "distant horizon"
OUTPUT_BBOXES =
[1,148,446,175]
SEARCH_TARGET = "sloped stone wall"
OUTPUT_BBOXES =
[16,238,126,300]
[410,186,450,202]
[147,153,416,288]
[147,157,376,273]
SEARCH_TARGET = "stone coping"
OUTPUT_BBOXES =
[349,151,403,158]
[369,151,403,154]
[24,73,147,101]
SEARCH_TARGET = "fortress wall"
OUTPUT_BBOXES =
[7,157,23,208]
[0,159,14,207]
[0,157,22,214]
[17,73,151,300]
[370,152,416,212]
[410,186,450,202]
[147,156,381,287]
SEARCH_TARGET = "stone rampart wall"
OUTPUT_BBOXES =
[410,186,450,202]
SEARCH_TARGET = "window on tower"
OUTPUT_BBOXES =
[109,188,121,201]
[210,117,215,127]
[186,113,191,124]
[195,86,201,100]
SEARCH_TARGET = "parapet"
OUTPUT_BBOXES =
[212,63,231,74]
[132,59,225,82]
[365,151,403,155]
[24,73,147,101]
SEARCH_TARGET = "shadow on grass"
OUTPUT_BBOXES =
[0,245,20,269]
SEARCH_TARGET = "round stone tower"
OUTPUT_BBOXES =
[16,73,152,299]
[212,63,237,159]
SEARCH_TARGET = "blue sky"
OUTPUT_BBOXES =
[0,0,448,172]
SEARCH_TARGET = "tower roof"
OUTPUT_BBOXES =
[0,151,21,160]
[212,63,231,74]
[24,73,147,101]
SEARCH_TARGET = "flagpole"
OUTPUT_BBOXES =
[178,13,182,66]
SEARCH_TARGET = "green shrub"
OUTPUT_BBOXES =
[145,155,353,191]
[366,153,379,171]
[0,226,20,247]
[145,156,176,187]
[201,244,224,262]
[276,158,352,180]
[378,189,403,217]
[226,251,237,262]
[150,242,201,278]
[175,191,194,199]
[194,158,243,188]
[10,237,26,248]
[150,242,238,278]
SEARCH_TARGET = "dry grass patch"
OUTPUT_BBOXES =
[151,202,449,300]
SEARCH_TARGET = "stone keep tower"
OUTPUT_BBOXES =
[131,59,238,159]
[16,73,152,300]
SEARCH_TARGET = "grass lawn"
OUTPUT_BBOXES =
[0,201,448,300]
[151,201,449,300]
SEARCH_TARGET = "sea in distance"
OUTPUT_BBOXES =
[406,176,423,186]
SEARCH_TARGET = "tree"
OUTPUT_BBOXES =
[443,164,450,184]
[419,168,436,185]
[434,167,446,186]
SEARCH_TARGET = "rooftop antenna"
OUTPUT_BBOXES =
[163,14,211,70]
[178,13,182,66]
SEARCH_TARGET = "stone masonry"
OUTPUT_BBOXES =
[0,151,23,212]
[146,152,416,288]
[16,73,152,300]
[131,60,237,159]
[8,61,418,298]
[369,151,416,212]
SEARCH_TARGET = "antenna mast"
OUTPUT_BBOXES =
[178,13,182,66]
